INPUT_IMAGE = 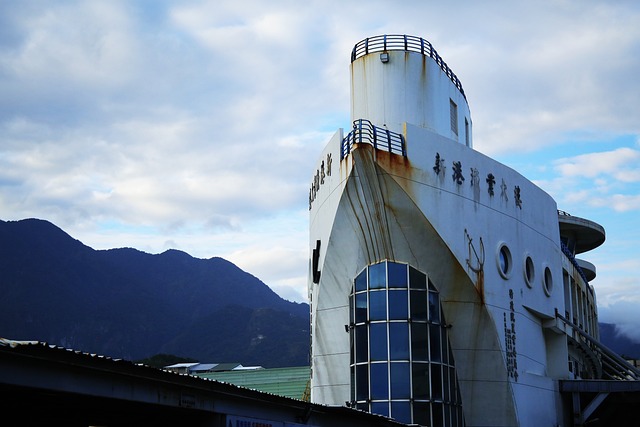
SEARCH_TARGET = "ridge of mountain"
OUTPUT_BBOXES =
[1,218,636,367]
[0,218,309,367]
[599,322,640,360]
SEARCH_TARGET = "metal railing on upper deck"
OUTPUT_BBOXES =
[351,34,466,100]
[341,119,406,160]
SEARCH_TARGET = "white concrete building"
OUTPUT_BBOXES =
[308,34,639,427]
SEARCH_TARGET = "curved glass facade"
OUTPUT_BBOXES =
[349,261,464,426]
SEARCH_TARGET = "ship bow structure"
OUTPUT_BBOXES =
[308,35,636,427]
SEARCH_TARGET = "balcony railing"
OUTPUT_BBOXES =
[351,34,466,100]
[556,310,640,380]
[341,119,406,160]
[560,241,590,286]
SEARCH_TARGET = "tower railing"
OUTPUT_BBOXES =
[351,34,466,100]
[341,119,406,160]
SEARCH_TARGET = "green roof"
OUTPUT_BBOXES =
[195,366,310,400]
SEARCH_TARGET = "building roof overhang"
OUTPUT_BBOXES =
[558,211,606,254]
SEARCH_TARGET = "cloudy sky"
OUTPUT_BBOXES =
[1,1,639,338]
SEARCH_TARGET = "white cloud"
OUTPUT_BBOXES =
[449,2,640,155]
[554,148,640,181]
[599,295,640,343]
[3,3,136,82]
[227,244,309,303]
[2,0,640,309]
[534,146,640,214]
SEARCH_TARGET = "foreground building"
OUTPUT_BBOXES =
[0,338,400,427]
[308,34,639,426]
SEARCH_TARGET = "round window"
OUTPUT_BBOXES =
[497,243,512,279]
[543,266,553,296]
[524,256,535,288]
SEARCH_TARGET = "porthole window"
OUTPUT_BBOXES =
[524,256,535,288]
[497,243,512,279]
[543,266,553,296]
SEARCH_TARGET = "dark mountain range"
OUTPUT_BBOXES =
[1,218,636,370]
[599,322,640,360]
[0,218,309,367]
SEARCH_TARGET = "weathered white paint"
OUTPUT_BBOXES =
[309,36,603,427]
[350,50,471,146]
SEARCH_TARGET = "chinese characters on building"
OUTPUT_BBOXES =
[504,288,518,382]
[309,153,332,210]
[436,153,523,209]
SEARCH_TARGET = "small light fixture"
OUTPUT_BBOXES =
[380,52,389,63]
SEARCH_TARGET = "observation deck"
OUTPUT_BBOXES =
[558,210,605,255]
[341,119,406,160]
[576,258,596,282]
[351,35,466,100]
[349,35,471,144]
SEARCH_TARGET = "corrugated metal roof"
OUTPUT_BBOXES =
[190,363,218,371]
[0,338,407,427]
[196,366,311,400]
[209,362,242,372]
[163,362,247,373]
[165,362,201,368]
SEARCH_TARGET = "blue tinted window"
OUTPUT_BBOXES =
[355,269,367,292]
[371,401,389,417]
[356,402,368,412]
[431,364,442,400]
[350,333,354,365]
[432,403,443,427]
[370,323,388,361]
[409,267,427,289]
[355,292,367,323]
[390,362,411,399]
[443,366,451,401]
[411,322,428,360]
[370,363,389,400]
[413,402,430,426]
[349,296,354,325]
[350,263,463,426]
[391,401,412,424]
[389,323,409,359]
[499,246,509,275]
[369,290,387,321]
[369,262,386,289]
[428,290,440,322]
[452,404,460,427]
[412,363,429,399]
[350,366,354,395]
[441,329,449,365]
[355,325,368,363]
[430,324,442,362]
[356,364,368,401]
[388,262,408,288]
[444,405,453,426]
[449,367,457,400]
[410,290,427,321]
[388,290,408,320]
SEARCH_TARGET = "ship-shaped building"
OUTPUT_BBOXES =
[308,35,640,426]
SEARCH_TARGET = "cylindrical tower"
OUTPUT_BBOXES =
[350,35,472,147]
